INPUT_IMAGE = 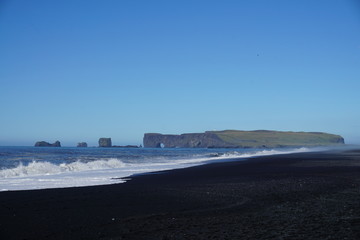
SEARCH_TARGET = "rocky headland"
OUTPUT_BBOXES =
[143,130,345,148]
[98,138,141,148]
[112,145,141,148]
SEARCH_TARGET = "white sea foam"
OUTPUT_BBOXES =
[0,147,314,191]
[215,147,311,159]
[0,158,127,178]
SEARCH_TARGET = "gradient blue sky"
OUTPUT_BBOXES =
[1,0,359,146]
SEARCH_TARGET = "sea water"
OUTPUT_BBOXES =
[0,146,312,191]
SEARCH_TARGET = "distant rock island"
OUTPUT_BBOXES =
[98,138,112,147]
[35,141,61,147]
[143,130,345,148]
[77,142,88,147]
[33,139,141,148]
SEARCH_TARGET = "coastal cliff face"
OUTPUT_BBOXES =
[143,133,229,148]
[143,130,345,148]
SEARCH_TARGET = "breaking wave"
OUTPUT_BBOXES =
[0,158,126,178]
[0,147,311,179]
[210,147,311,159]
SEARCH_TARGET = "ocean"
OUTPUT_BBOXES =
[0,146,313,191]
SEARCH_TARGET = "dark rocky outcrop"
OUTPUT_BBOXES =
[143,130,345,148]
[112,145,140,148]
[98,138,112,147]
[77,142,88,148]
[35,141,61,147]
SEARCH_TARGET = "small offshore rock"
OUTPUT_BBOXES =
[77,142,88,147]
[98,138,112,147]
[35,141,61,147]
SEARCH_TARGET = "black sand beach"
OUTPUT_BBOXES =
[1,149,360,240]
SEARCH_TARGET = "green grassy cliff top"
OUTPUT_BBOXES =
[207,130,344,148]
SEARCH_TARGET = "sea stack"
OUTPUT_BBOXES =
[35,141,61,147]
[98,138,112,147]
[77,142,88,147]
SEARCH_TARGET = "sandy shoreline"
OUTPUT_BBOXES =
[1,149,360,239]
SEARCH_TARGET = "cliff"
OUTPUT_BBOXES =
[144,132,228,148]
[35,141,61,147]
[143,130,345,148]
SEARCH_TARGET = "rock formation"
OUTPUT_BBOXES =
[143,130,345,148]
[77,142,88,147]
[112,145,140,148]
[98,138,112,147]
[143,132,227,148]
[35,141,61,147]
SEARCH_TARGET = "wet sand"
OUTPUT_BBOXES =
[1,149,360,239]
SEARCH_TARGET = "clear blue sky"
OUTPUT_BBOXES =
[1,0,359,146]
